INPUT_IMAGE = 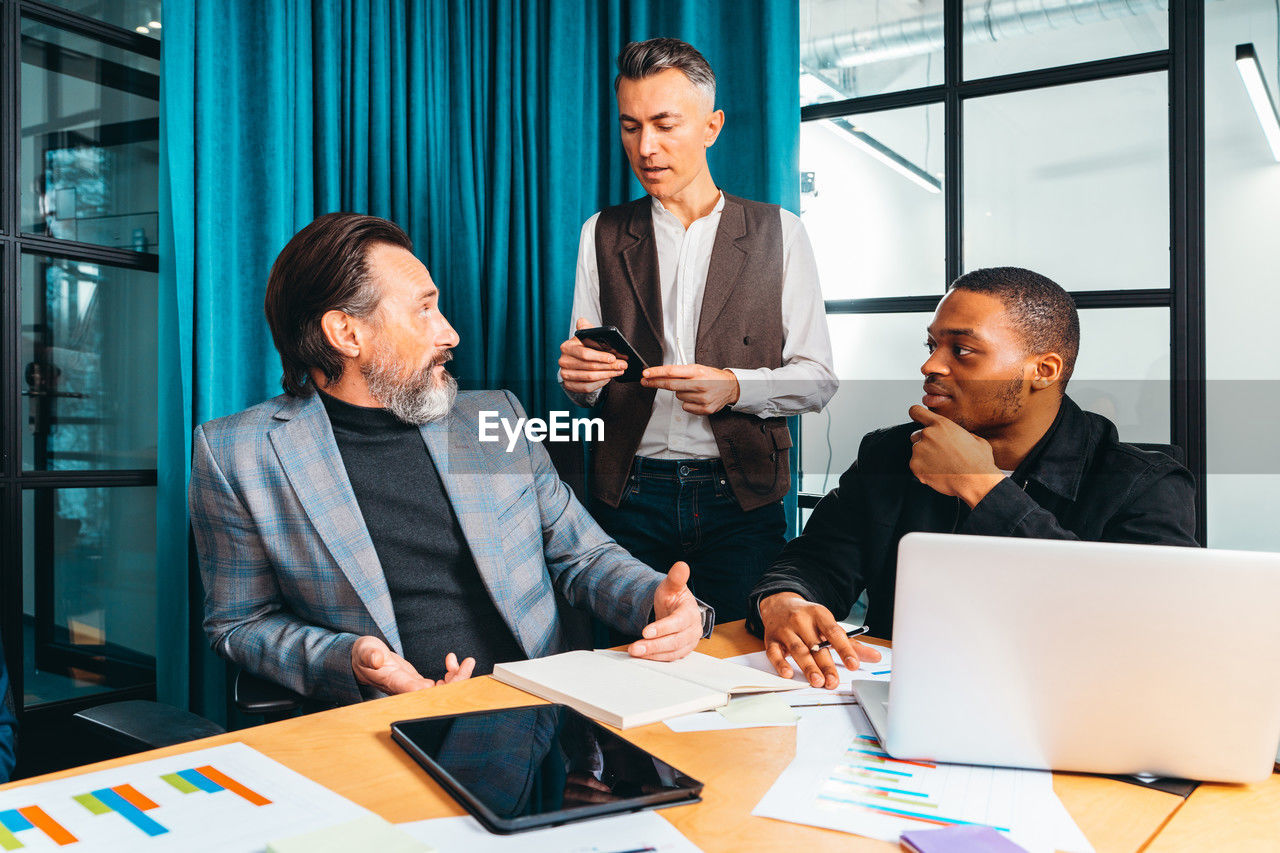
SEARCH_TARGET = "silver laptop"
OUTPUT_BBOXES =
[851,532,1280,783]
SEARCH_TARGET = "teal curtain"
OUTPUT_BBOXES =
[159,0,799,718]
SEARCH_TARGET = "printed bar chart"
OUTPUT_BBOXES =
[817,734,1011,832]
[0,806,78,849]
[0,743,373,851]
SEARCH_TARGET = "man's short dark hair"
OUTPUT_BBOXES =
[615,38,716,106]
[948,267,1080,388]
[264,212,412,397]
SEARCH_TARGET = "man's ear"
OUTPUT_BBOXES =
[1029,353,1065,391]
[320,309,365,359]
[704,108,725,148]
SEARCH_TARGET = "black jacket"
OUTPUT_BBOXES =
[749,396,1198,639]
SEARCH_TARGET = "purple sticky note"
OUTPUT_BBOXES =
[900,825,1029,853]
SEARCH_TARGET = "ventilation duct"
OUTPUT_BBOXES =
[802,0,1170,70]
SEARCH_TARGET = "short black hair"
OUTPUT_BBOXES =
[264,212,413,396]
[948,267,1080,388]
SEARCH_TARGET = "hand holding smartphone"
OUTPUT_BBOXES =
[574,326,649,383]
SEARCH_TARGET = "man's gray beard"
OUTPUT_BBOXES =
[360,345,457,425]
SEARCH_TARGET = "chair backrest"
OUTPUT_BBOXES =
[1130,442,1185,466]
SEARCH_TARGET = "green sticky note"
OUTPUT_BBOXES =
[717,692,800,725]
[267,814,434,853]
[74,792,111,815]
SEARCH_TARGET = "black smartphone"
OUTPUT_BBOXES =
[573,325,648,383]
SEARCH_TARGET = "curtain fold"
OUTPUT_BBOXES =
[159,0,799,719]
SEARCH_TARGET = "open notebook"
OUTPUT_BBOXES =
[492,650,802,728]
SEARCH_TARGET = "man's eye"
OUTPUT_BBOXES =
[923,340,936,353]
[657,125,674,131]
[953,346,972,357]
[622,125,639,133]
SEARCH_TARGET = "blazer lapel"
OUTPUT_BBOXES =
[697,197,750,342]
[269,394,402,654]
[619,200,665,346]
[418,412,530,650]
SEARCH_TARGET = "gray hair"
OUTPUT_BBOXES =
[614,38,716,108]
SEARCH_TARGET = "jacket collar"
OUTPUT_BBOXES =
[1014,395,1104,503]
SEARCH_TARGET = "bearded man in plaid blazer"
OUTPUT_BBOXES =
[190,213,710,706]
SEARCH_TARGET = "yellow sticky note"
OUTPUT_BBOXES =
[716,693,799,725]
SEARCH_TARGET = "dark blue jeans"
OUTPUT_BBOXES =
[591,457,787,627]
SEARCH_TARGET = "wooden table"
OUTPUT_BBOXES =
[2,622,1265,852]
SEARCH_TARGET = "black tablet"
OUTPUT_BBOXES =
[391,704,703,834]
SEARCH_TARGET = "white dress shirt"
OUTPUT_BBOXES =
[564,193,838,460]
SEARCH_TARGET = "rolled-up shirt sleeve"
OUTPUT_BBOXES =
[560,214,605,409]
[728,212,838,417]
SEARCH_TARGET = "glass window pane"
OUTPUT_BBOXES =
[33,2,162,37]
[1204,0,1280,550]
[963,0,1167,80]
[964,73,1169,290]
[801,312,930,494]
[20,19,160,248]
[20,254,158,470]
[800,307,1170,494]
[22,486,156,710]
[801,105,945,300]
[1072,307,1170,444]
[801,0,943,104]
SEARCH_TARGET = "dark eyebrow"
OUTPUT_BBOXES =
[619,111,683,123]
[419,287,438,301]
[926,326,980,339]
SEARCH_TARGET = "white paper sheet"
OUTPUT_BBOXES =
[752,705,1093,853]
[724,647,893,706]
[399,811,702,852]
[0,742,372,852]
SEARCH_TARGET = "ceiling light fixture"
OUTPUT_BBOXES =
[1236,43,1280,162]
[824,118,942,194]
[149,20,162,29]
[135,25,149,34]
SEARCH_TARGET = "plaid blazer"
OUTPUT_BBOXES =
[190,389,664,705]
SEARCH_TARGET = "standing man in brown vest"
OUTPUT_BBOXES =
[557,38,837,623]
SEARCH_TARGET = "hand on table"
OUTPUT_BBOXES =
[559,318,627,394]
[908,404,1005,508]
[641,364,739,415]
[758,592,881,689]
[351,636,474,694]
[629,562,703,662]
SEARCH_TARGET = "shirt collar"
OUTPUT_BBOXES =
[650,190,725,223]
[1011,395,1097,502]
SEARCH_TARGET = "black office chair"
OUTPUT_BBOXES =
[73,668,304,757]
[1131,442,1185,466]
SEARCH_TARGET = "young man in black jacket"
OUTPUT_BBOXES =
[749,267,1197,689]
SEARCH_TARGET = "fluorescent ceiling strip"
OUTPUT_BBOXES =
[1236,43,1280,162]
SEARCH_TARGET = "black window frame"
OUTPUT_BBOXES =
[796,0,1206,548]
[0,0,162,730]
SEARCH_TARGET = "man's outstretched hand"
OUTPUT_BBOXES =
[629,562,703,662]
[758,592,882,689]
[351,635,474,694]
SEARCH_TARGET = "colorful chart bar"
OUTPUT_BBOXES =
[89,787,168,837]
[818,793,1011,832]
[169,766,272,806]
[161,772,198,794]
[195,766,272,806]
[0,807,78,847]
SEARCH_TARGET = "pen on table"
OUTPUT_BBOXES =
[809,624,870,652]
[604,848,658,853]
